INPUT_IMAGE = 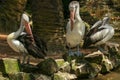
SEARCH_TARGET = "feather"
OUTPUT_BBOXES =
[17,33,47,58]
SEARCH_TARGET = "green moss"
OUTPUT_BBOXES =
[55,59,65,68]
[53,74,65,80]
[3,58,20,74]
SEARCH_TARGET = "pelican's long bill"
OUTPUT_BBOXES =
[24,21,35,43]
[70,10,75,31]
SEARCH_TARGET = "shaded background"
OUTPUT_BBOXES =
[0,0,120,54]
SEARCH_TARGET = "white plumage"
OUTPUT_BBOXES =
[66,1,85,56]
[66,1,85,48]
[83,16,114,48]
[7,14,28,53]
[66,19,85,48]
[7,13,46,64]
[7,32,27,53]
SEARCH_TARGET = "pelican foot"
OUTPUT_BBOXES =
[68,51,74,56]
[68,51,83,57]
[76,51,83,57]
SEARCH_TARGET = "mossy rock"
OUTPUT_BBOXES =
[72,63,89,78]
[36,74,51,80]
[55,59,65,68]
[84,51,103,64]
[37,58,58,76]
[88,63,102,78]
[8,72,35,80]
[71,61,101,78]
[0,76,9,80]
[53,71,77,80]
[101,56,113,73]
[0,58,21,74]
[21,64,38,73]
[55,59,71,72]
[0,72,9,80]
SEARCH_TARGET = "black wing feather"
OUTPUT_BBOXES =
[83,27,106,48]
[17,33,47,59]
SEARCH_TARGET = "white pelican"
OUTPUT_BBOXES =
[83,16,114,52]
[7,13,47,64]
[66,1,85,56]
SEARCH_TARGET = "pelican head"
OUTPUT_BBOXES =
[102,15,110,25]
[69,1,80,30]
[22,13,29,23]
[103,16,109,21]
[21,13,33,41]
[69,1,79,11]
[69,1,80,20]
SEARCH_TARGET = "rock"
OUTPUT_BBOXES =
[36,74,51,80]
[84,50,103,64]
[21,64,38,73]
[101,55,113,73]
[88,63,102,78]
[8,72,35,80]
[0,76,9,80]
[72,61,101,78]
[0,72,2,77]
[110,57,120,68]
[55,59,71,72]
[0,72,9,80]
[72,62,89,78]
[55,59,65,68]
[0,58,21,74]
[105,42,119,52]
[71,60,91,78]
[105,42,120,69]
[53,71,77,80]
[37,58,58,76]
[59,62,70,73]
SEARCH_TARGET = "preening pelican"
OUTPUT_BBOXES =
[7,13,47,64]
[66,1,85,56]
[83,16,114,52]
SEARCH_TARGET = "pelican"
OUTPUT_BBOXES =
[83,15,114,52]
[7,13,47,64]
[66,1,85,56]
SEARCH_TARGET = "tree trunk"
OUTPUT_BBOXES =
[31,0,65,54]
[0,0,27,34]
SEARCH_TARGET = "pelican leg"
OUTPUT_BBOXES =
[68,48,74,56]
[68,45,83,56]
[22,53,27,64]
[26,55,30,64]
[76,45,82,56]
